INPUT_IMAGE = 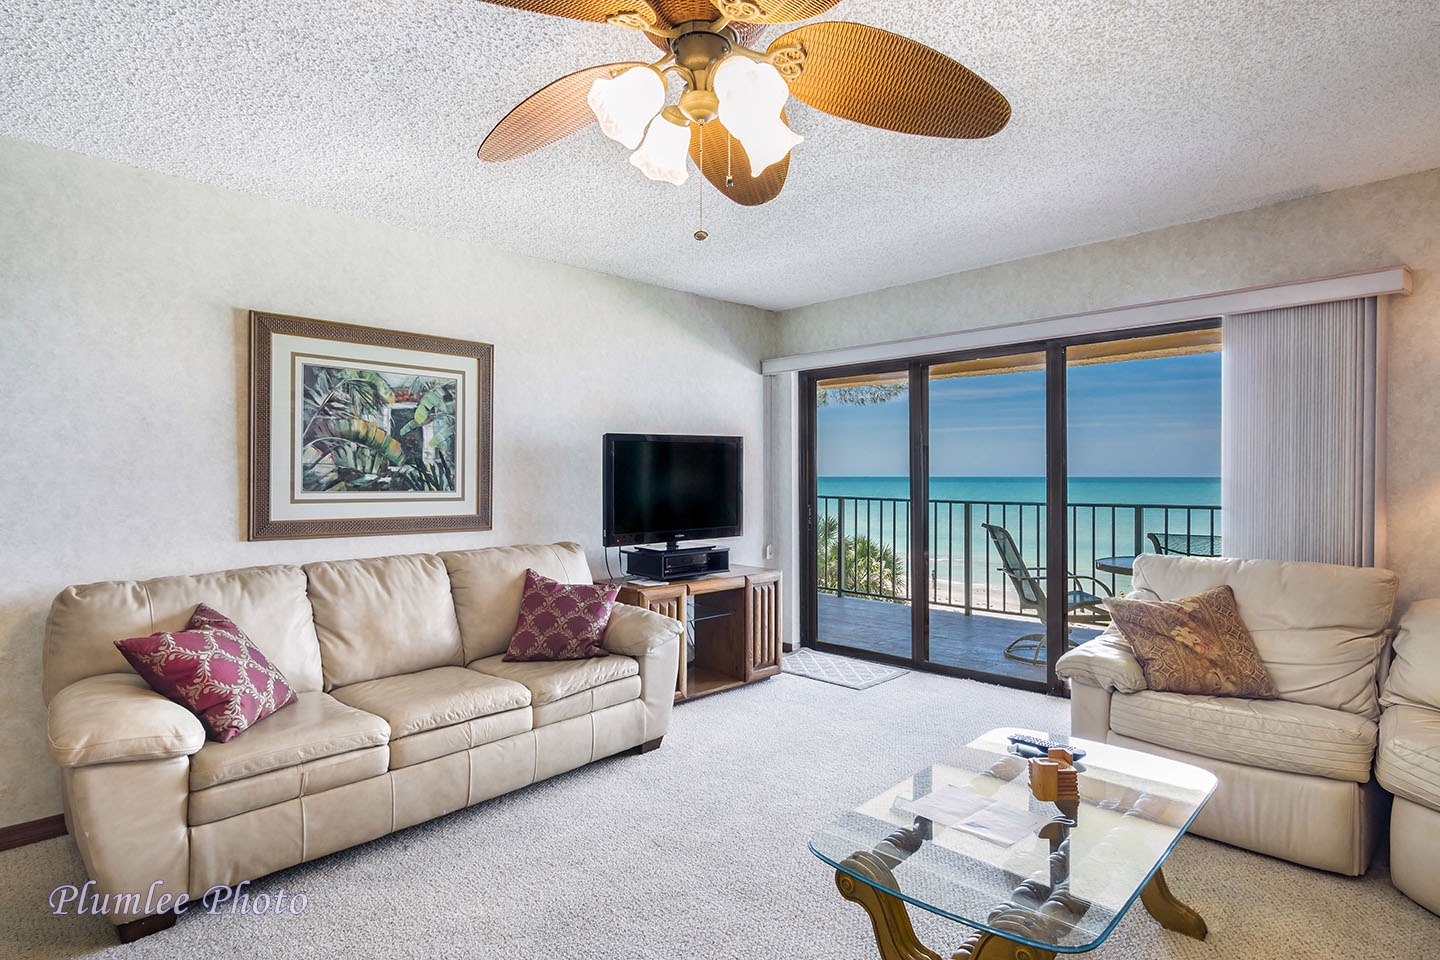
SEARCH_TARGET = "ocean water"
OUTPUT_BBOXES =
[816,476,1220,595]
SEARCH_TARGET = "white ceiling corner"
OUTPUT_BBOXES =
[3,0,1439,311]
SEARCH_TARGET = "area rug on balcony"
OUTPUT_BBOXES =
[782,647,907,689]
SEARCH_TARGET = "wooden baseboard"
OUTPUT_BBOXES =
[0,813,67,852]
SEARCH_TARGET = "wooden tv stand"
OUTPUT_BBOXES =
[609,566,782,702]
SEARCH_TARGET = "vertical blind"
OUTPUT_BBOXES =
[1221,297,1382,565]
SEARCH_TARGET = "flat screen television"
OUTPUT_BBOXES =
[603,433,743,550]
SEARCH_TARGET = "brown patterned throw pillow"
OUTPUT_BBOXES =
[1105,586,1279,698]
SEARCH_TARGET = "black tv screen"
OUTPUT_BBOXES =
[603,434,743,548]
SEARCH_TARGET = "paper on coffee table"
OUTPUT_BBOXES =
[896,786,1049,846]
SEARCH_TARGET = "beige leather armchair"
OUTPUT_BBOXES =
[1056,554,1397,876]
[1377,599,1440,914]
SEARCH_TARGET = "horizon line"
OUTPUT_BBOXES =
[819,474,1222,480]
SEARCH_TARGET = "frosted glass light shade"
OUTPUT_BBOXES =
[727,113,803,174]
[629,114,691,185]
[711,56,802,174]
[588,66,665,150]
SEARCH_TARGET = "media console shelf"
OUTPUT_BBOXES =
[609,566,782,702]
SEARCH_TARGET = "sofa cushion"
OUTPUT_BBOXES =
[387,709,534,769]
[469,654,641,726]
[1105,586,1278,699]
[44,563,323,703]
[503,570,618,662]
[305,554,463,689]
[441,543,594,661]
[189,745,389,825]
[530,677,643,726]
[189,692,389,790]
[1131,555,1397,718]
[116,604,298,742]
[1375,705,1440,810]
[1110,689,1377,783]
[1381,599,1440,712]
[331,666,531,739]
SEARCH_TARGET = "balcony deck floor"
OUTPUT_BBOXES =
[815,593,1104,685]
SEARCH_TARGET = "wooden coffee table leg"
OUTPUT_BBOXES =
[1139,869,1207,940]
[835,854,1058,960]
[835,853,944,960]
[952,929,1057,960]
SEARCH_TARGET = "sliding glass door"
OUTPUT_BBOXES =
[1067,329,1223,606]
[812,368,913,663]
[925,351,1051,686]
[801,322,1221,694]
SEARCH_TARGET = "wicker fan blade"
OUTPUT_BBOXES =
[716,0,840,24]
[645,2,764,51]
[476,0,659,26]
[478,62,643,162]
[688,116,789,206]
[770,22,1010,138]
[651,0,714,26]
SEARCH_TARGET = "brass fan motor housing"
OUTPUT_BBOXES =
[670,21,734,71]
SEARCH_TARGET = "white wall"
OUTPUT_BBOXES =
[0,136,777,827]
[768,166,1440,617]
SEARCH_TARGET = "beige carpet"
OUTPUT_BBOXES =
[3,669,1435,958]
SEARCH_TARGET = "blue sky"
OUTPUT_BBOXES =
[818,352,1221,477]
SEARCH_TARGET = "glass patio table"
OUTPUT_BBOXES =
[809,728,1217,959]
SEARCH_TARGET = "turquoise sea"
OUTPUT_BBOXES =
[816,476,1220,598]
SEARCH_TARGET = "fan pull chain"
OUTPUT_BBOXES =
[726,132,734,188]
[695,133,708,241]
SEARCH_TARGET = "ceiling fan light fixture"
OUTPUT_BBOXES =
[711,55,803,173]
[629,113,691,185]
[587,65,665,150]
[730,112,803,175]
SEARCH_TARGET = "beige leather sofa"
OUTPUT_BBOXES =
[1056,554,1397,876]
[43,542,681,940]
[1376,599,1440,913]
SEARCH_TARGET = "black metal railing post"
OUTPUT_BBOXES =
[835,498,846,599]
[962,502,973,617]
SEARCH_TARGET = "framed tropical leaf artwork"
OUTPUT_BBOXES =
[248,310,493,539]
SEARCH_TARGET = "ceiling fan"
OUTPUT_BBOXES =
[475,0,1010,214]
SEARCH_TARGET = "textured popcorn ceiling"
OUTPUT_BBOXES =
[3,1,1440,311]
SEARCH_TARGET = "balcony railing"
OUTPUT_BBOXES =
[817,495,1221,616]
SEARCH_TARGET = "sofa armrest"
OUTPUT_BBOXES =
[604,604,681,742]
[603,603,683,657]
[48,673,206,768]
[1055,628,1148,694]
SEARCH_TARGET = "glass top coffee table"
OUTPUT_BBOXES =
[809,728,1217,959]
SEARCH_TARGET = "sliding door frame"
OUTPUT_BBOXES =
[800,317,1221,695]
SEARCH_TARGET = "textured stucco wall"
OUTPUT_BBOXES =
[0,136,777,827]
[773,166,1440,608]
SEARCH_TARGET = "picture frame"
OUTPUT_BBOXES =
[248,310,493,540]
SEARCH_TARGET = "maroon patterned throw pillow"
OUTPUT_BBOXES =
[115,604,297,742]
[503,569,619,662]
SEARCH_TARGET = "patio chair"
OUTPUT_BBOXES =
[981,522,1113,664]
[1146,532,1221,557]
